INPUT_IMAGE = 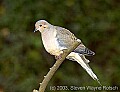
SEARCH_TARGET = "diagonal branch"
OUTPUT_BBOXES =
[33,40,80,92]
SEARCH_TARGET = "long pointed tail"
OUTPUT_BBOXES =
[67,52,102,85]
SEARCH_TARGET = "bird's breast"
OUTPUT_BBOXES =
[41,29,62,56]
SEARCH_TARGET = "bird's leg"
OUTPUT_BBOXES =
[55,54,63,60]
[55,56,59,60]
[55,51,64,60]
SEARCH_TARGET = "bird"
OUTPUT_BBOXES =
[34,20,101,85]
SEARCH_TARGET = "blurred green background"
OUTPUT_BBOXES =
[0,0,120,92]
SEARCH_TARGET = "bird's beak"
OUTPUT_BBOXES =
[34,28,38,32]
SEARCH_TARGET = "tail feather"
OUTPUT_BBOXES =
[67,52,102,85]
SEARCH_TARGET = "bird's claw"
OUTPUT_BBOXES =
[55,54,62,60]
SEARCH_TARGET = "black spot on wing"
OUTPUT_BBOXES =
[74,47,95,56]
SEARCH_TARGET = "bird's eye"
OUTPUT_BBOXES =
[39,25,42,27]
[44,27,46,28]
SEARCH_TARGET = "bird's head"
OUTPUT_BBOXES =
[34,20,50,33]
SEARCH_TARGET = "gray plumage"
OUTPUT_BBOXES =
[34,20,101,85]
[55,26,95,56]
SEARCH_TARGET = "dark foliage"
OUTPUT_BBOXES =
[0,0,120,92]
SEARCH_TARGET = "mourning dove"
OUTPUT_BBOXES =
[34,20,101,85]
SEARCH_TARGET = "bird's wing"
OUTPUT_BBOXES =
[54,26,95,56]
[55,26,80,49]
[74,43,95,56]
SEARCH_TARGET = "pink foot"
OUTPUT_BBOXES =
[55,54,62,60]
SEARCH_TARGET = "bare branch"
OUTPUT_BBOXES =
[33,40,80,92]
